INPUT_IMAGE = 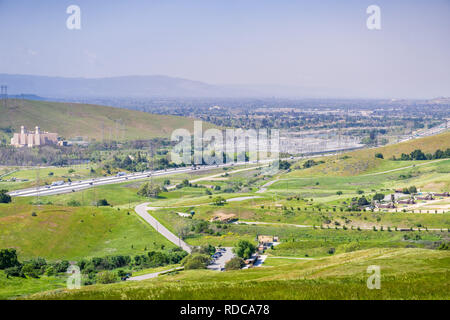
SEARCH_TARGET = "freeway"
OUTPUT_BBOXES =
[8,161,261,198]
[8,152,340,198]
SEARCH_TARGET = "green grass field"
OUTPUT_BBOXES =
[0,203,175,261]
[24,248,450,300]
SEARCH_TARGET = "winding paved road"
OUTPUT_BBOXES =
[135,202,192,253]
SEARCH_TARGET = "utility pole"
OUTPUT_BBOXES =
[35,167,41,214]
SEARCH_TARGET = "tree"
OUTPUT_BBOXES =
[336,191,343,196]
[375,153,384,159]
[0,190,11,204]
[0,249,20,269]
[408,186,417,194]
[233,240,256,259]
[357,196,369,206]
[97,199,110,206]
[410,149,426,160]
[225,257,245,270]
[212,196,226,206]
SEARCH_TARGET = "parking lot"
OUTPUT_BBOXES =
[207,247,235,271]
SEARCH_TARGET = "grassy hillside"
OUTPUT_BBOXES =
[25,248,450,300]
[0,203,175,261]
[0,99,215,141]
[290,131,450,176]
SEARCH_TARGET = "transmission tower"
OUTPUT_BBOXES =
[1,85,7,108]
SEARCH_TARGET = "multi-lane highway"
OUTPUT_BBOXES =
[7,151,344,198]
[8,161,263,198]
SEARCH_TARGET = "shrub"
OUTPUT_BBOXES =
[21,263,40,278]
[96,270,117,284]
[97,199,110,206]
[67,200,81,206]
[0,190,11,204]
[182,253,210,270]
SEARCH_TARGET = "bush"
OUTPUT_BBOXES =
[182,253,210,270]
[340,242,360,253]
[212,196,226,206]
[21,263,40,278]
[375,153,384,159]
[225,257,245,270]
[96,199,110,206]
[0,190,11,204]
[96,270,117,284]
[67,200,81,206]
[5,266,23,278]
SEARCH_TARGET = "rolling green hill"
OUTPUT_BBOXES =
[291,131,450,176]
[0,99,215,141]
[0,203,175,261]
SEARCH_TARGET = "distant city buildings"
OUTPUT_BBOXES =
[11,126,58,148]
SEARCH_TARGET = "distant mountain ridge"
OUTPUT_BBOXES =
[0,73,338,99]
[1,73,295,98]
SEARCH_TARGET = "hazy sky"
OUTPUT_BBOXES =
[0,0,449,98]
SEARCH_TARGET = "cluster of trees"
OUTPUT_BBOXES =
[393,149,450,161]
[402,186,417,194]
[0,145,91,166]
[0,248,187,284]
[133,249,187,269]
[108,152,149,172]
[301,159,324,169]
[137,182,164,198]
[0,249,70,279]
